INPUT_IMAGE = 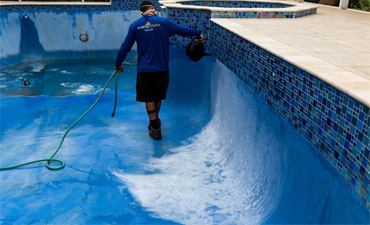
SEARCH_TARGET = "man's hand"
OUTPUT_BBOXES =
[114,66,124,73]
[198,34,205,44]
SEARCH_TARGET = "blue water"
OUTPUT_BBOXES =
[0,49,369,224]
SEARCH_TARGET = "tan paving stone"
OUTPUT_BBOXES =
[221,3,370,106]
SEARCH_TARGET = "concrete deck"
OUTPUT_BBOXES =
[212,2,370,106]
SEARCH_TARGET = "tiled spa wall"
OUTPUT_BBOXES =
[163,2,317,48]
[211,8,317,19]
[208,21,370,209]
[162,7,211,48]
[163,6,301,49]
[180,1,293,8]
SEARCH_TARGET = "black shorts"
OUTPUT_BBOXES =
[136,71,169,102]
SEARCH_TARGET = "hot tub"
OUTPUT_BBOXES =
[160,0,318,19]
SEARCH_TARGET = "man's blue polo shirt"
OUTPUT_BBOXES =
[115,15,201,72]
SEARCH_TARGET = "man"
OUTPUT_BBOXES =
[114,1,204,140]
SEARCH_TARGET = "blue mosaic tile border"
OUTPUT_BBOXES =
[211,9,317,18]
[211,11,293,18]
[295,8,318,18]
[0,0,161,11]
[163,6,316,47]
[163,7,211,48]
[181,1,293,8]
[209,21,370,209]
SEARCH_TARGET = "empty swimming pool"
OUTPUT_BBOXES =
[0,49,369,224]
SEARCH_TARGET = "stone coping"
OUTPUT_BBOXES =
[211,18,370,107]
[159,0,368,106]
[0,1,111,6]
[159,0,318,13]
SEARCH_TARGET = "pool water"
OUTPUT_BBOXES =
[0,49,369,224]
[0,58,137,97]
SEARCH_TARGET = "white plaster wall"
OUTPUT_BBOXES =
[0,12,22,57]
[0,10,141,59]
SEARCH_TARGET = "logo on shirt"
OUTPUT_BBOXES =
[137,21,160,32]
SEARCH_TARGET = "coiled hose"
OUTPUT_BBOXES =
[0,70,120,170]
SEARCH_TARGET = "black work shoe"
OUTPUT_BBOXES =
[148,118,161,130]
[149,128,162,140]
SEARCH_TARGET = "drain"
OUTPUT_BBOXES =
[79,33,89,42]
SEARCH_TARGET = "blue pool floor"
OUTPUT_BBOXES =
[0,50,369,224]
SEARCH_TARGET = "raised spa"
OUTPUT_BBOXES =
[160,0,318,19]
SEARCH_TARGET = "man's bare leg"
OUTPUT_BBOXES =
[146,102,161,140]
[146,102,157,120]
[155,101,162,118]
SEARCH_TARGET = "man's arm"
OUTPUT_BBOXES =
[165,19,202,37]
[115,24,136,71]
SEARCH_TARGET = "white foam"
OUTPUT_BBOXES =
[112,61,282,225]
[30,63,45,73]
[60,82,73,88]
[113,121,278,225]
[60,83,105,95]
[73,84,95,95]
[60,70,73,75]
[46,69,59,72]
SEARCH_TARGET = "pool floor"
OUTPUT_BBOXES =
[0,50,369,224]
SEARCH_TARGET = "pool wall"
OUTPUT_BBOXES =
[0,10,141,67]
[0,0,163,67]
[162,1,369,209]
[0,0,369,210]
[208,22,370,208]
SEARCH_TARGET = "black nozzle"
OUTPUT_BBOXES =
[22,80,31,86]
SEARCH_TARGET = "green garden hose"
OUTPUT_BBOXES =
[0,70,120,171]
[111,70,120,118]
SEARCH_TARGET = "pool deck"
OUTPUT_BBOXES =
[210,1,370,106]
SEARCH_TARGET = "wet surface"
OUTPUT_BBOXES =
[1,51,369,224]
